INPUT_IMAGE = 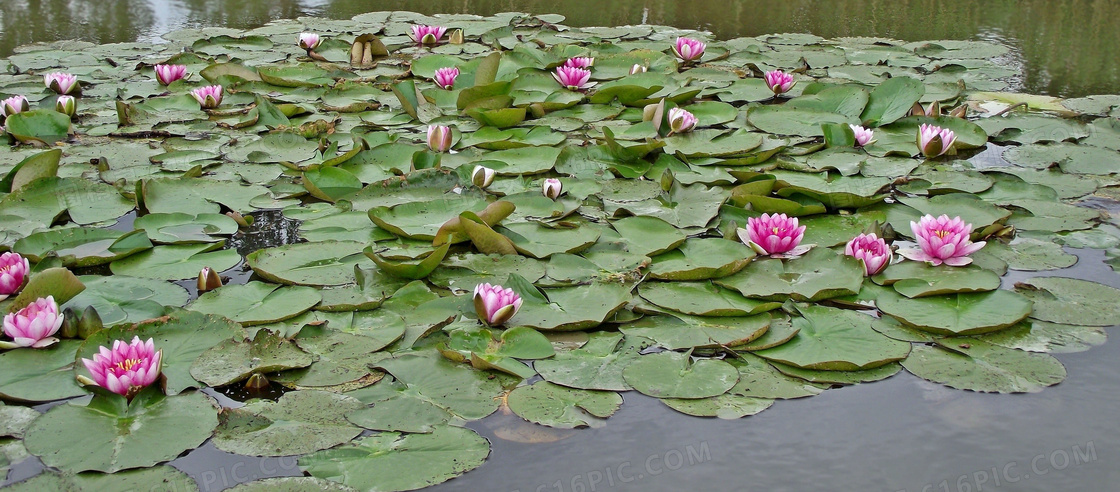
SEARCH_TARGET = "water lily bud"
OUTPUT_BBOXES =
[672,37,706,63]
[764,70,796,95]
[77,305,103,339]
[667,107,697,134]
[917,123,956,158]
[80,336,163,399]
[410,25,448,45]
[949,105,967,119]
[542,178,563,200]
[197,266,223,293]
[737,213,809,258]
[0,252,30,300]
[629,64,648,75]
[44,72,79,95]
[910,101,940,117]
[448,29,464,44]
[1,296,63,349]
[1,95,30,118]
[56,95,76,117]
[245,372,270,390]
[844,233,891,276]
[190,85,223,109]
[154,64,187,85]
[298,32,322,51]
[898,214,985,267]
[434,67,459,90]
[427,125,453,153]
[552,66,594,90]
[59,308,79,339]
[849,124,875,147]
[472,165,495,189]
[473,283,523,326]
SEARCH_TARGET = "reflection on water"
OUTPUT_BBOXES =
[1,0,1118,97]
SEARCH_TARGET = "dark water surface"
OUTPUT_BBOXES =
[1,0,1119,97]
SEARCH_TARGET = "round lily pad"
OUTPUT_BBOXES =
[246,240,375,286]
[901,339,1066,393]
[0,340,86,402]
[24,390,218,473]
[622,351,739,399]
[187,281,322,326]
[212,390,364,457]
[507,382,623,429]
[299,426,490,492]
[752,305,911,370]
[877,288,1032,335]
[63,275,190,327]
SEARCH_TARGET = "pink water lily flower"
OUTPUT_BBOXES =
[298,32,321,51]
[850,124,875,147]
[434,67,459,89]
[473,283,523,326]
[845,233,891,276]
[427,125,452,153]
[190,85,223,109]
[154,64,187,85]
[564,57,594,69]
[738,213,810,258]
[667,107,697,134]
[410,25,448,45]
[81,336,163,398]
[1,296,63,349]
[672,37,706,62]
[542,178,563,200]
[0,252,30,300]
[1,95,30,117]
[44,72,79,95]
[917,124,956,158]
[764,70,796,95]
[899,214,986,267]
[553,66,594,90]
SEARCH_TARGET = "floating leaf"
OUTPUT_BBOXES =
[213,390,364,456]
[902,339,1066,393]
[507,382,623,428]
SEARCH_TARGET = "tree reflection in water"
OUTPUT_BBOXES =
[0,0,1116,96]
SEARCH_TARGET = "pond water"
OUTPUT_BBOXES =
[2,0,1119,98]
[2,3,1119,492]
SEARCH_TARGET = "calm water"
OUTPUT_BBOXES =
[1,0,1119,97]
[3,1,1120,491]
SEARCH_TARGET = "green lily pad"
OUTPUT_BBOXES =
[110,242,241,280]
[648,238,755,280]
[1014,277,1120,326]
[534,333,641,391]
[716,248,865,302]
[247,240,375,286]
[213,390,364,456]
[187,281,322,325]
[510,281,633,331]
[299,426,489,492]
[622,350,738,399]
[62,275,189,327]
[507,382,623,429]
[497,221,602,259]
[877,288,1032,335]
[0,340,86,402]
[24,390,217,473]
[620,312,770,350]
[902,339,1066,393]
[661,393,773,420]
[133,212,239,244]
[345,385,455,434]
[752,305,911,370]
[12,228,153,267]
[638,281,782,317]
[872,262,1002,298]
[190,329,315,386]
[374,352,505,420]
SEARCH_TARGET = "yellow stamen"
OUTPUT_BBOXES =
[934,230,950,239]
[771,226,784,234]
[115,358,142,372]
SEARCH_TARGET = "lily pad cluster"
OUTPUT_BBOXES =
[2,10,1120,491]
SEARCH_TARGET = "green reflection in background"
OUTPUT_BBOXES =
[1,0,1116,97]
